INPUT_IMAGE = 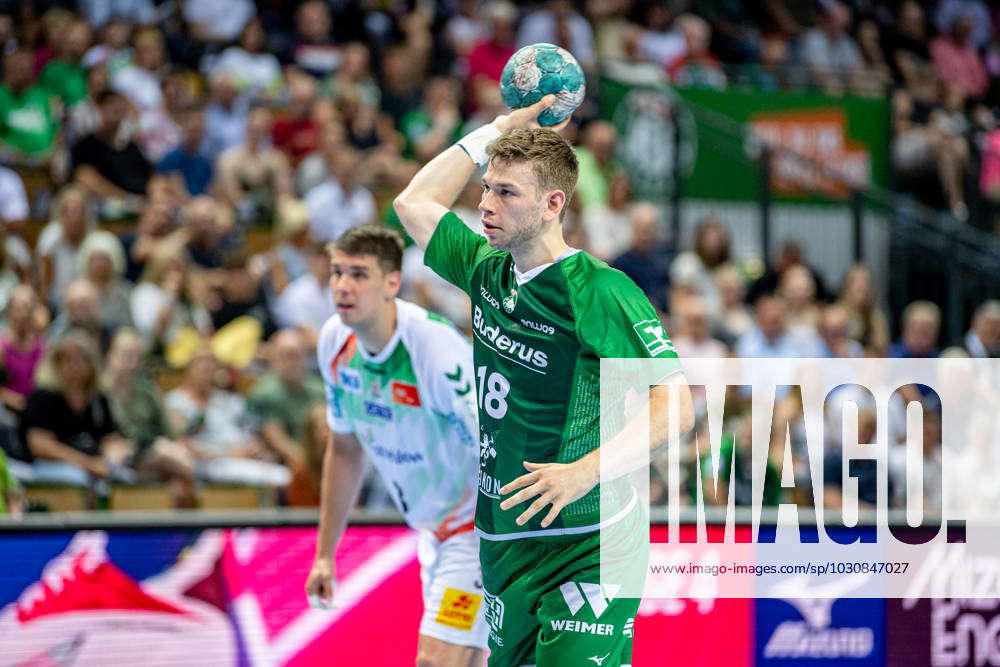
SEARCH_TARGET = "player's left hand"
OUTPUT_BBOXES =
[499,459,599,528]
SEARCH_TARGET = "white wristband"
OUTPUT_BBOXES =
[457,124,503,167]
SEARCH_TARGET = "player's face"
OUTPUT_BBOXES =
[479,159,553,252]
[329,252,399,327]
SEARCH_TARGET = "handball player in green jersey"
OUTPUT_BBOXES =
[394,97,695,666]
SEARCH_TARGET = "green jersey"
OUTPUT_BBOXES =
[425,211,680,540]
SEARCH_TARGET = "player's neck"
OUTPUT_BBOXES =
[510,229,571,274]
[354,300,398,356]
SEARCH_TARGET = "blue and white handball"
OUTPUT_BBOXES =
[500,43,585,126]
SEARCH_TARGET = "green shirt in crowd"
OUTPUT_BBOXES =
[39,60,88,108]
[248,372,325,441]
[0,83,59,157]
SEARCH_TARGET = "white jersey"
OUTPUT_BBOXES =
[317,299,479,537]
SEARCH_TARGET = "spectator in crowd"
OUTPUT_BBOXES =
[891,88,970,218]
[854,18,892,97]
[610,202,672,311]
[401,76,463,162]
[746,240,829,304]
[836,264,890,355]
[48,279,110,351]
[885,1,938,104]
[934,0,993,51]
[66,62,110,146]
[182,0,254,48]
[630,3,685,70]
[20,329,135,487]
[120,188,177,282]
[264,198,313,295]
[208,18,280,103]
[38,185,94,308]
[165,347,290,487]
[305,144,375,243]
[777,264,822,341]
[735,295,807,358]
[715,265,753,345]
[379,44,424,127]
[273,241,335,339]
[963,300,1000,358]
[216,105,293,227]
[518,0,595,70]
[445,0,491,67]
[930,14,988,100]
[285,0,340,80]
[574,120,619,211]
[0,164,33,278]
[156,105,213,197]
[670,217,731,317]
[670,297,728,358]
[890,300,942,358]
[38,18,91,108]
[817,304,864,358]
[285,402,327,507]
[580,170,632,262]
[466,1,518,86]
[248,329,324,466]
[78,230,134,332]
[112,26,166,112]
[102,328,195,506]
[295,121,346,198]
[80,16,133,72]
[202,71,249,161]
[322,40,379,117]
[130,240,208,354]
[136,70,191,163]
[801,1,862,95]
[181,196,231,270]
[71,90,152,207]
[668,14,727,90]
[272,72,321,167]
[202,247,275,344]
[824,408,881,508]
[0,48,59,165]
[0,286,45,414]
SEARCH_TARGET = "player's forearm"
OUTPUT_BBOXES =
[579,382,695,483]
[315,434,366,560]
[394,144,476,214]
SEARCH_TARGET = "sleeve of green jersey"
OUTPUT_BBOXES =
[573,267,681,362]
[423,211,495,295]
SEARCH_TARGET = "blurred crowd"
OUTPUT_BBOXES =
[0,0,997,515]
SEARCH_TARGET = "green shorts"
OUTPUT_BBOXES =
[479,506,647,667]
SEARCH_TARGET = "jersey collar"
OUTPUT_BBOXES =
[512,248,581,286]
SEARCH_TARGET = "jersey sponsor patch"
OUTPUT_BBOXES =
[435,587,482,631]
[390,381,421,407]
[338,368,361,393]
[363,401,393,420]
[631,319,675,356]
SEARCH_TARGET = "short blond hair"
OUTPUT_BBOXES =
[486,128,578,211]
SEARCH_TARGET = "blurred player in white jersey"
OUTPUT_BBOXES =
[305,224,486,666]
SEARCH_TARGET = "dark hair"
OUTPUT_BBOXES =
[329,224,404,273]
[95,89,124,106]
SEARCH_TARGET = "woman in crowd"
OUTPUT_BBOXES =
[837,264,890,356]
[21,329,135,488]
[37,184,94,308]
[285,402,327,507]
[77,230,133,333]
[164,348,289,488]
[0,285,45,415]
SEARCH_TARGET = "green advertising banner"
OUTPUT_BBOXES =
[600,76,890,203]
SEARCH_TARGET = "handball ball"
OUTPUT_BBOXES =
[500,43,585,126]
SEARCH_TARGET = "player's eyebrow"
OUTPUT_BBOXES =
[482,179,518,190]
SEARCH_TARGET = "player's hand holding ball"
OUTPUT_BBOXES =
[493,43,585,134]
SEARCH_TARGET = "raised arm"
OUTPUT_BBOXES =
[393,95,566,248]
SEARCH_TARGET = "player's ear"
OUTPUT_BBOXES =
[542,189,567,223]
[385,269,402,298]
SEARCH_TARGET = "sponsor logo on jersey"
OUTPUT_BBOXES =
[363,401,393,420]
[559,582,622,618]
[445,365,472,396]
[338,368,361,393]
[473,306,549,370]
[550,619,617,636]
[370,445,424,464]
[520,318,555,335]
[588,652,612,665]
[435,587,482,631]
[483,588,505,647]
[623,617,634,638]
[502,288,517,313]
[479,285,502,311]
[368,380,382,398]
[632,319,675,356]
[478,432,501,498]
[390,381,421,407]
